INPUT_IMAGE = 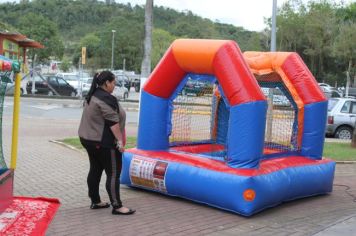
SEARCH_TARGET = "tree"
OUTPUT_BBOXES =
[333,22,356,86]
[102,14,144,72]
[80,33,101,58]
[17,13,64,63]
[151,28,176,69]
[275,0,306,52]
[73,33,101,70]
[60,57,71,72]
[140,0,153,78]
[303,2,338,81]
[332,22,356,147]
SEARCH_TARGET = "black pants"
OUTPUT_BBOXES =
[82,143,123,208]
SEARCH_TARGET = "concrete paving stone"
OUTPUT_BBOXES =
[2,101,356,236]
[289,232,317,236]
[313,215,356,236]
[244,227,299,236]
[231,221,268,231]
[206,227,246,236]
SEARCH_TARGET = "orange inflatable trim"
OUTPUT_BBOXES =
[171,39,228,74]
[243,51,327,148]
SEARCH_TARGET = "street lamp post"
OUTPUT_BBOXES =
[271,0,277,52]
[267,0,277,142]
[111,30,116,70]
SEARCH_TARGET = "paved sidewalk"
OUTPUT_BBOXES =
[2,114,356,235]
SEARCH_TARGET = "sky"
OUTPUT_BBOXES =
[116,0,354,31]
[118,0,290,31]
[0,0,354,31]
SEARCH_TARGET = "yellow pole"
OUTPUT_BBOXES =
[10,72,21,169]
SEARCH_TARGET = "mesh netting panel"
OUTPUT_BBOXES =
[170,77,215,145]
[257,73,300,153]
[169,75,230,161]
[169,73,299,160]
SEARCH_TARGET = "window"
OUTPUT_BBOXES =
[328,99,338,111]
[48,77,57,84]
[63,75,78,81]
[341,101,351,113]
[33,76,44,82]
[351,102,356,114]
[57,78,68,85]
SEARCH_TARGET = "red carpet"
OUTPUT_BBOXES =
[0,197,60,236]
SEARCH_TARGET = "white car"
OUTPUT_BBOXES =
[56,73,91,95]
[56,73,80,89]
[318,83,333,93]
[326,97,356,139]
[113,80,129,100]
[81,78,129,100]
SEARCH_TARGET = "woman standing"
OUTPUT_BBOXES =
[78,71,135,215]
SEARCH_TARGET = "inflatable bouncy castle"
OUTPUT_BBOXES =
[121,39,335,216]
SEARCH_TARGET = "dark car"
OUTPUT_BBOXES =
[181,80,212,96]
[26,74,77,96]
[132,78,141,92]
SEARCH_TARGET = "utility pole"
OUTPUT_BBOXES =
[271,0,277,52]
[140,0,153,80]
[266,0,277,143]
[31,54,37,95]
[111,30,116,70]
[123,58,126,72]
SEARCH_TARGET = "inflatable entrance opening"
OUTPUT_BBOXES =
[121,39,335,216]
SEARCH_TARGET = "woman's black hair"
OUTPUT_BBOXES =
[86,70,115,103]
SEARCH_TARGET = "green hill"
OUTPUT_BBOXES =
[0,0,264,72]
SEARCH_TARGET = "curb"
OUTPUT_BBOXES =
[125,107,139,112]
[335,161,356,164]
[49,140,86,154]
[50,139,356,164]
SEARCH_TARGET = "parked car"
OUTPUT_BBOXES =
[5,82,24,95]
[326,97,356,139]
[113,79,129,100]
[116,74,131,91]
[81,78,93,97]
[56,73,80,89]
[4,72,28,95]
[261,87,291,106]
[180,80,209,96]
[323,88,342,98]
[318,83,333,92]
[26,74,77,96]
[82,79,129,100]
[132,78,141,92]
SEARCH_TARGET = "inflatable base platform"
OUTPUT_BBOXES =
[121,148,335,216]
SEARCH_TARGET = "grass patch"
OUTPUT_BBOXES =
[60,137,356,161]
[61,137,83,149]
[323,142,356,161]
[60,136,137,149]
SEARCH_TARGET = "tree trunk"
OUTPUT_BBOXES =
[319,52,323,81]
[352,119,356,148]
[140,0,153,79]
[350,60,356,148]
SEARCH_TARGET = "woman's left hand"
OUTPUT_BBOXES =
[116,141,125,152]
[118,146,125,152]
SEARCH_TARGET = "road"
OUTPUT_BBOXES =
[3,96,139,123]
[2,95,345,143]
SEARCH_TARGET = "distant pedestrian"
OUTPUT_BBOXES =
[78,70,135,215]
